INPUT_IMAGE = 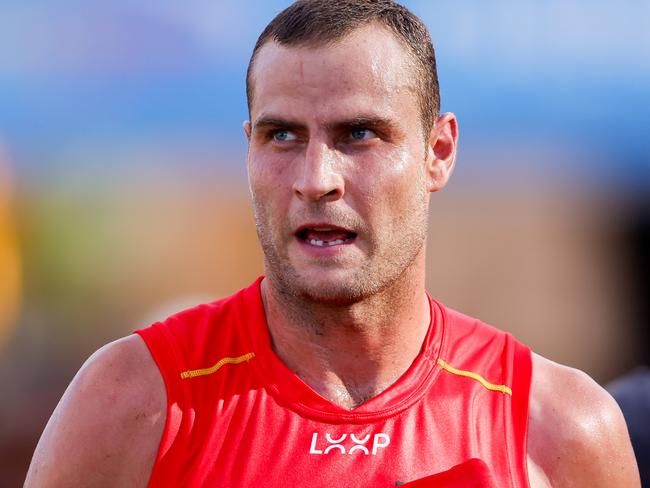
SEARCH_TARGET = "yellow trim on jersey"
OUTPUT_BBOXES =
[437,358,512,395]
[180,352,256,379]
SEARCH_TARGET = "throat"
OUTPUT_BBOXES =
[260,277,432,410]
[300,369,400,410]
[270,320,413,410]
[328,385,384,410]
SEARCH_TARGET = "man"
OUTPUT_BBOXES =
[26,1,640,486]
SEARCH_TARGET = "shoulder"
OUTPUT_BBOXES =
[438,303,509,344]
[527,353,640,487]
[25,335,166,488]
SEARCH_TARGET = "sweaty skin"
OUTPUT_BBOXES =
[25,24,640,488]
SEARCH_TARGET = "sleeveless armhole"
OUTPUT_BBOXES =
[134,323,188,484]
[509,338,533,487]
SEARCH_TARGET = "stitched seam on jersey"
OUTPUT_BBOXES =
[437,358,512,395]
[180,352,256,379]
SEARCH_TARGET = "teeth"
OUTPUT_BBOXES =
[307,238,350,247]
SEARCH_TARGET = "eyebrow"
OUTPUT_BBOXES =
[252,116,306,133]
[328,116,398,134]
[252,114,398,134]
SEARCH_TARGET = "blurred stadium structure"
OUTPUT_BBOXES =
[1,1,649,484]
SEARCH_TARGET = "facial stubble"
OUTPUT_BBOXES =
[251,168,430,308]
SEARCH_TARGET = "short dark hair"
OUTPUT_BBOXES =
[246,0,440,136]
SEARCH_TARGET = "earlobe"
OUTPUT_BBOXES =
[426,112,458,192]
[243,121,252,141]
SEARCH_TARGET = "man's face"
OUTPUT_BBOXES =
[246,25,435,304]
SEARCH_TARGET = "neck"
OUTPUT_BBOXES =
[261,263,431,410]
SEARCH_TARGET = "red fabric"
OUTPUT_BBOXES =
[398,459,496,487]
[135,277,532,487]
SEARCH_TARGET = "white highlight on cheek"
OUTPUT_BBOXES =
[373,146,411,177]
[392,147,410,173]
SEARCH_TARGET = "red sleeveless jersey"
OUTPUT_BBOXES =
[135,277,532,487]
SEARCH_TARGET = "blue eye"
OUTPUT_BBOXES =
[350,128,376,140]
[273,130,296,142]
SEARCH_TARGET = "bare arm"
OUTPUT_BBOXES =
[25,335,167,488]
[527,353,640,488]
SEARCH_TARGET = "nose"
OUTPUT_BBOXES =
[292,141,344,202]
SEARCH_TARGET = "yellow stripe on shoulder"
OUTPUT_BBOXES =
[437,358,512,395]
[180,352,256,379]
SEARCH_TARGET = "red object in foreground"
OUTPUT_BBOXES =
[398,458,497,487]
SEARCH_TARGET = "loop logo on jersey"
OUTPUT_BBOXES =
[309,432,390,455]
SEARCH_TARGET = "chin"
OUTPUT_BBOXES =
[274,267,384,306]
[297,280,366,305]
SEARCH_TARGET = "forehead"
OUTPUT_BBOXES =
[248,24,419,123]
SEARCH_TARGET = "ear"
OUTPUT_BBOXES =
[243,120,252,141]
[425,112,458,192]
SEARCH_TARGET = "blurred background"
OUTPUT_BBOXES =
[1,0,649,484]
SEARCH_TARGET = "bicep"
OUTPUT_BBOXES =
[25,335,166,488]
[528,354,641,487]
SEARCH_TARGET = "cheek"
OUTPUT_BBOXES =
[249,164,297,237]
[249,157,284,201]
[248,148,294,188]
[353,149,424,209]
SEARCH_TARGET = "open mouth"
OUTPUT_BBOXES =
[295,226,357,247]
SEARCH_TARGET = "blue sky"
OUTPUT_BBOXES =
[1,1,648,187]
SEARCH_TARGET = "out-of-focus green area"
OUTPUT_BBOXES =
[1,1,649,485]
